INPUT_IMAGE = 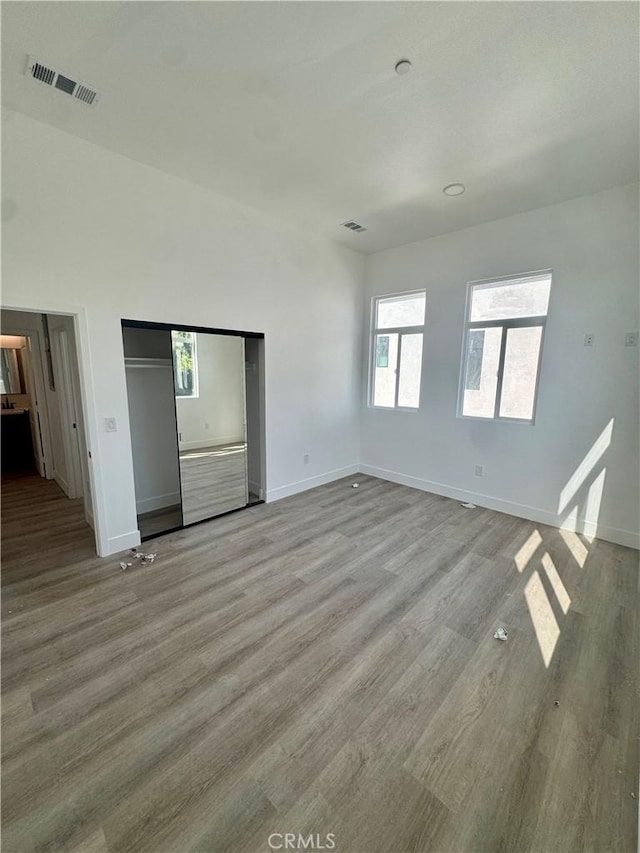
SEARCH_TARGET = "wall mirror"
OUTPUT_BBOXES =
[0,336,28,395]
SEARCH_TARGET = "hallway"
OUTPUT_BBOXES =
[1,473,95,593]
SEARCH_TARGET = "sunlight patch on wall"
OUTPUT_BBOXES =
[558,419,613,514]
[541,552,571,614]
[584,467,607,542]
[525,570,561,668]
[515,529,542,572]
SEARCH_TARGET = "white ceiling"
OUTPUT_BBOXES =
[2,1,638,253]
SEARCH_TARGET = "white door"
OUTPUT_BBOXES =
[50,328,83,499]
[21,339,47,477]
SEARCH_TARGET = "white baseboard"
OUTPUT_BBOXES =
[53,470,70,497]
[106,529,141,556]
[266,464,359,503]
[136,491,181,515]
[359,464,640,550]
[248,479,263,500]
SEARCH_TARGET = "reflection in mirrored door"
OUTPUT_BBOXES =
[173,331,248,525]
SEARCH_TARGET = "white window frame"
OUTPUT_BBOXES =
[369,289,426,411]
[172,330,199,399]
[457,270,552,424]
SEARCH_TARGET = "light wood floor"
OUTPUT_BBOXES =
[2,472,638,853]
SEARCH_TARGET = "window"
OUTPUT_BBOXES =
[172,330,198,397]
[458,271,551,422]
[370,290,425,409]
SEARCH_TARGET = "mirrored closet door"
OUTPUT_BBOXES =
[173,330,248,525]
[123,320,265,541]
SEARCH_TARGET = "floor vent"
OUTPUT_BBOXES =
[342,220,367,233]
[26,56,100,106]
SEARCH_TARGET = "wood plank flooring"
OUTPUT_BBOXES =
[180,443,247,524]
[2,472,638,852]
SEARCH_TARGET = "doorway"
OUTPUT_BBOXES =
[1,309,94,536]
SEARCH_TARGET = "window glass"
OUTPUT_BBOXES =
[373,333,398,407]
[465,329,485,391]
[459,272,551,422]
[461,327,502,418]
[172,331,198,397]
[371,291,426,410]
[499,326,543,420]
[376,292,426,329]
[470,276,551,322]
[397,334,423,408]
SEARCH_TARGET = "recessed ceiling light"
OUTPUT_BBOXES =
[443,183,465,197]
[395,59,412,76]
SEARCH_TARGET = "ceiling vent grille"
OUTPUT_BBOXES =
[31,61,55,85]
[26,56,100,106]
[342,220,367,233]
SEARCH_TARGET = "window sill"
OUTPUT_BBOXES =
[368,405,419,413]
[456,413,536,425]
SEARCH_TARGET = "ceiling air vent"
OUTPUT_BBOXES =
[342,220,367,233]
[26,56,100,106]
[31,60,55,86]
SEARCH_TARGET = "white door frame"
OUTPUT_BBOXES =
[1,299,108,557]
[49,324,84,499]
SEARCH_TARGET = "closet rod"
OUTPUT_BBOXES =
[124,357,172,369]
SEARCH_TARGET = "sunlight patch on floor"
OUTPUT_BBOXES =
[559,528,589,568]
[541,552,571,614]
[525,570,561,667]
[515,529,542,572]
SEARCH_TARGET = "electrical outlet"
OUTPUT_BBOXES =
[584,333,594,347]
[303,453,310,465]
[475,465,484,477]
[624,332,638,347]
[104,417,117,433]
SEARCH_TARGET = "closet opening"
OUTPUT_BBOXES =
[122,319,265,541]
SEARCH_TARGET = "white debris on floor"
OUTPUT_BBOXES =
[119,548,157,570]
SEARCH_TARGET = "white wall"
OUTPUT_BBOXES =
[176,333,245,449]
[362,183,640,548]
[2,109,364,555]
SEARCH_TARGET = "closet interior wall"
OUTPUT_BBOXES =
[123,326,182,538]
